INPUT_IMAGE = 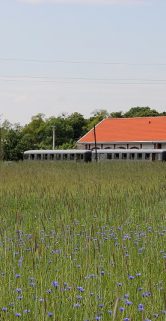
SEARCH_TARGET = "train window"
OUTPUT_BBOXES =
[30,154,35,160]
[152,153,156,161]
[24,154,29,160]
[107,153,112,159]
[81,154,84,160]
[114,153,119,159]
[76,154,80,160]
[50,154,54,160]
[44,154,48,160]
[129,153,135,160]
[137,153,142,160]
[145,153,150,160]
[63,154,68,160]
[70,154,75,160]
[122,153,127,159]
[37,154,41,160]
[56,154,61,160]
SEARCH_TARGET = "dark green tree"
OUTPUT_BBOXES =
[124,107,159,118]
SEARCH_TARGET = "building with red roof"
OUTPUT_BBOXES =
[77,116,166,150]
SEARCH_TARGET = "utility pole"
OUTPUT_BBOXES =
[52,126,56,150]
[94,124,98,162]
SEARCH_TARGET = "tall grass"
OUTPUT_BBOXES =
[0,161,166,321]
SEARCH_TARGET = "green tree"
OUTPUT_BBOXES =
[67,112,87,141]
[124,107,160,118]
[3,124,23,161]
[87,109,109,130]
[110,111,124,118]
[22,113,46,149]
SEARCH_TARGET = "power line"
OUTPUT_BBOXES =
[0,57,166,66]
[0,75,166,85]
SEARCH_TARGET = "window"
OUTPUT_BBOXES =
[107,153,112,160]
[30,154,35,160]
[50,154,54,160]
[145,153,150,160]
[137,153,142,160]
[56,154,61,160]
[37,154,41,160]
[76,154,81,160]
[70,154,75,160]
[129,153,135,160]
[114,153,119,159]
[122,153,127,159]
[63,154,68,160]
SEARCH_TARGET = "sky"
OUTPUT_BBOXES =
[0,0,166,124]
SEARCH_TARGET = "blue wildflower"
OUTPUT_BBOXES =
[77,286,85,292]
[52,281,59,288]
[2,307,7,312]
[119,307,125,312]
[138,304,144,311]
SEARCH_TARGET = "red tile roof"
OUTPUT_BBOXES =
[78,117,166,143]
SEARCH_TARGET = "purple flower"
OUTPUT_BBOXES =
[77,286,85,292]
[142,291,151,297]
[52,281,59,288]
[119,307,125,312]
[125,300,133,306]
[128,275,135,280]
[15,274,21,278]
[98,303,104,308]
[73,303,81,308]
[138,304,144,311]
[15,313,21,317]
[108,310,112,315]
[16,288,22,293]
[48,312,53,317]
[23,309,30,314]
[2,307,7,312]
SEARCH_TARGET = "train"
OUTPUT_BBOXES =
[23,149,166,162]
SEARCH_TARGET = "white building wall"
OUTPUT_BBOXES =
[142,143,154,149]
[162,143,166,148]
[77,141,166,150]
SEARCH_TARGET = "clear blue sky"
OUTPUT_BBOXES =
[0,0,166,124]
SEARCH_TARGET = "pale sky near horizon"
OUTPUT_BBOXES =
[0,0,166,125]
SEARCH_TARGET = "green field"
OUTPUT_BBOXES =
[0,161,166,321]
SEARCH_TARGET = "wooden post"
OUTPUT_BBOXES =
[94,125,98,162]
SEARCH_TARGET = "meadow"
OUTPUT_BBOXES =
[0,161,166,321]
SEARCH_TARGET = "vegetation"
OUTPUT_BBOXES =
[0,107,166,161]
[0,161,166,320]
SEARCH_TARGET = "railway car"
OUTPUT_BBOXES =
[23,149,92,162]
[23,149,166,162]
[92,149,166,162]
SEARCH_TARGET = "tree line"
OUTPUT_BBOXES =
[0,106,166,161]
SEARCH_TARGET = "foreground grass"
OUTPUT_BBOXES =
[0,161,166,321]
